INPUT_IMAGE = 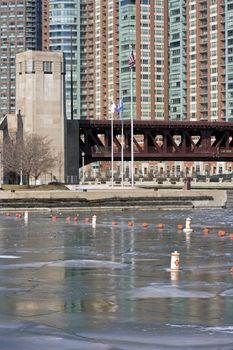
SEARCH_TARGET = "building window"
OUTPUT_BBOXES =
[19,62,22,74]
[25,60,35,74]
[43,61,53,74]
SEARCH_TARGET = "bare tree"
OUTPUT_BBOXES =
[3,133,56,185]
[3,136,22,183]
[22,134,56,185]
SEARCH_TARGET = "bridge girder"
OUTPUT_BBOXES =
[76,120,233,166]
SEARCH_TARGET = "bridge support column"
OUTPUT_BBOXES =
[66,120,80,184]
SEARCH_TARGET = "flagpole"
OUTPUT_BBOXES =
[111,111,114,187]
[120,110,124,188]
[130,66,134,188]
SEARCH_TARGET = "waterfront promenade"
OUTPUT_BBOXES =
[0,183,228,210]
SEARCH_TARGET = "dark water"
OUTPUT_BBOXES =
[0,208,233,349]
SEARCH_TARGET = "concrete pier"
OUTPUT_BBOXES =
[0,187,227,210]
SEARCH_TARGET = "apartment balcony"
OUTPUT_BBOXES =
[199,23,207,29]
[200,90,208,96]
[200,65,207,70]
[200,72,207,78]
[200,56,208,62]
[200,82,208,87]
[200,38,208,44]
[200,108,208,113]
[200,6,207,11]
[200,98,208,103]
[199,13,207,19]
[200,31,207,37]
[200,48,207,54]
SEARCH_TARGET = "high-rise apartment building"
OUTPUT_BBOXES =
[69,0,232,122]
[48,1,167,121]
[0,0,49,116]
[168,0,186,120]
[79,0,167,121]
[3,1,233,123]
[119,1,167,120]
[118,0,226,122]
[79,0,94,119]
[184,0,225,121]
[94,0,119,120]
[225,0,233,121]
[49,0,79,120]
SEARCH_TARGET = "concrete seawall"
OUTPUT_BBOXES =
[0,188,227,210]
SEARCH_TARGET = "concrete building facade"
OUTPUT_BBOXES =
[15,50,65,182]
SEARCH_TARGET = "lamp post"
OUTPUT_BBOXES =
[70,28,74,120]
[120,111,124,188]
[20,159,23,185]
[82,152,85,184]
[109,100,116,188]
[111,113,114,187]
[0,151,2,189]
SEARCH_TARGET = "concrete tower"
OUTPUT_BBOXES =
[15,50,65,182]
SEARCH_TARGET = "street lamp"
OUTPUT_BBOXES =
[20,159,23,185]
[82,152,85,184]
[0,151,2,189]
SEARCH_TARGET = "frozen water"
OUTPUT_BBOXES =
[132,283,215,298]
[0,209,233,349]
[0,259,127,270]
[0,255,21,259]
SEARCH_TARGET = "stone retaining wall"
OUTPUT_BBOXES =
[0,188,227,209]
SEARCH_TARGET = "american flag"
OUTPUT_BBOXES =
[129,49,135,69]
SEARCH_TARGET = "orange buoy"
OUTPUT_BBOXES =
[51,215,57,221]
[231,266,233,274]
[218,230,226,237]
[142,222,149,228]
[157,223,164,229]
[66,216,71,222]
[229,233,233,240]
[177,224,183,230]
[203,228,209,235]
[84,217,89,224]
[128,221,134,227]
[112,220,118,225]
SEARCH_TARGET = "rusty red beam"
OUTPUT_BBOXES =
[78,120,233,165]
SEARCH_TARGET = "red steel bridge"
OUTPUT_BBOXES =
[70,119,233,166]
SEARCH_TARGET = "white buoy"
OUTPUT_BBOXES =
[24,211,28,221]
[92,215,97,228]
[183,217,193,232]
[170,250,180,270]
[170,270,179,283]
